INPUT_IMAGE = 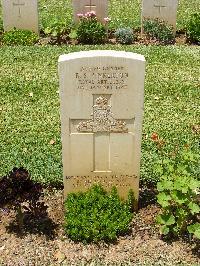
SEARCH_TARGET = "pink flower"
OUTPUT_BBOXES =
[90,10,96,16]
[77,13,84,18]
[104,17,111,23]
[85,11,96,18]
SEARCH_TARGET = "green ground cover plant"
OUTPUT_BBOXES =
[64,185,134,243]
[0,45,199,184]
[187,13,200,43]
[155,151,200,238]
[2,29,39,45]
[143,19,174,44]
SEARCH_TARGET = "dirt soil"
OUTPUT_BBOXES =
[0,181,199,266]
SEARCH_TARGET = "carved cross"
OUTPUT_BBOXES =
[70,95,134,173]
[84,0,96,12]
[13,0,25,18]
[154,0,166,14]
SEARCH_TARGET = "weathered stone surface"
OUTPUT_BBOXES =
[2,0,39,34]
[142,0,179,33]
[58,50,145,201]
[73,0,108,23]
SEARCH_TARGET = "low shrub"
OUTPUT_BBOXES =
[156,151,200,239]
[76,11,107,44]
[115,27,134,44]
[64,185,134,243]
[143,18,174,44]
[187,13,200,43]
[2,29,39,45]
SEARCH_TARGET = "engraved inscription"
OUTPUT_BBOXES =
[76,66,129,90]
[13,0,25,18]
[154,0,166,13]
[77,96,128,133]
[66,175,138,188]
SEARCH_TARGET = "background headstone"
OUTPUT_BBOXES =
[73,0,108,23]
[59,50,145,201]
[142,0,179,33]
[2,0,39,34]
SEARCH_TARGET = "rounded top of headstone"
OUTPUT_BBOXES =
[58,50,145,63]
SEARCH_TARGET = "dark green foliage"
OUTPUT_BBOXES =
[187,13,200,43]
[143,18,174,43]
[2,29,39,46]
[64,185,134,243]
[156,151,200,238]
[76,12,106,44]
[114,27,134,44]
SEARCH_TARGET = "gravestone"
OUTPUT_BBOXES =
[142,0,179,33]
[73,0,108,23]
[1,0,39,34]
[59,50,145,202]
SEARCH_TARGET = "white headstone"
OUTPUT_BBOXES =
[73,0,108,23]
[59,50,145,202]
[2,0,39,34]
[142,0,179,33]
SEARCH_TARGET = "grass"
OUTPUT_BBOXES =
[0,0,200,31]
[0,44,199,184]
[0,0,199,184]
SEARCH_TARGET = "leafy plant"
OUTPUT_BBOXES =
[0,168,47,230]
[143,18,174,43]
[44,18,68,39]
[187,13,200,43]
[64,185,134,243]
[76,11,106,44]
[2,29,39,45]
[188,223,200,239]
[156,151,200,238]
[114,27,134,44]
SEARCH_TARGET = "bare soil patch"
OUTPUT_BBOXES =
[0,173,199,266]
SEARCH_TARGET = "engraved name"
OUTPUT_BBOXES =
[75,66,129,90]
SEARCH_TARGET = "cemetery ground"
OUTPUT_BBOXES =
[0,44,199,265]
[0,0,200,265]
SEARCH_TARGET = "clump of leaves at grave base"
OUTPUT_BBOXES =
[187,13,200,43]
[2,29,39,46]
[64,185,134,243]
[0,168,47,230]
[44,19,69,42]
[143,18,174,44]
[76,11,107,44]
[114,27,134,44]
[155,151,200,239]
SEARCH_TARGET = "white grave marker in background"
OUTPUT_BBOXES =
[142,0,179,33]
[2,0,39,34]
[73,0,108,23]
[59,50,145,202]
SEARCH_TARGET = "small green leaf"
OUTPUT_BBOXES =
[188,202,200,215]
[157,192,171,207]
[188,223,200,239]
[171,190,187,205]
[160,225,169,235]
[157,213,175,226]
[189,179,200,191]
